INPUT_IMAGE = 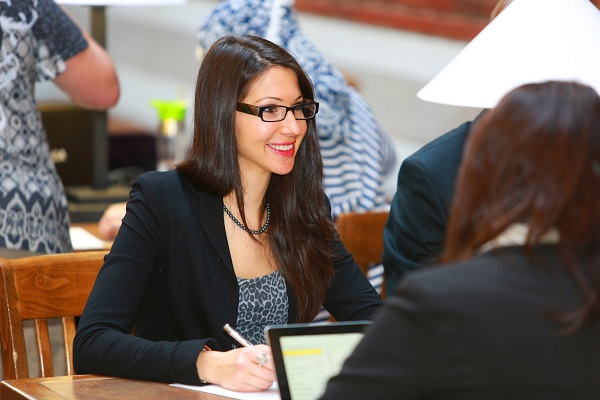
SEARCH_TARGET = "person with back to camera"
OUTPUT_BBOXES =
[0,0,119,254]
[382,0,600,293]
[382,0,510,292]
[73,35,382,391]
[321,80,600,400]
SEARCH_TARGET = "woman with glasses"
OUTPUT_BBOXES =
[73,35,381,391]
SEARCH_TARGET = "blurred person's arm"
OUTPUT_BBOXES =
[382,121,472,293]
[98,202,127,240]
[383,158,449,293]
[53,7,120,109]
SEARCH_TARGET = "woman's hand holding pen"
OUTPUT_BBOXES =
[196,345,275,392]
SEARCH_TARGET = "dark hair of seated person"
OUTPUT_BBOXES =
[177,35,337,321]
[443,80,600,333]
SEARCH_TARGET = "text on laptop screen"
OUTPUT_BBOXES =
[280,332,364,400]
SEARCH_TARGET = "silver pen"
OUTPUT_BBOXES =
[223,323,268,366]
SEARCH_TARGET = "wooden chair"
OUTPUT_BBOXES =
[336,210,389,299]
[0,250,106,380]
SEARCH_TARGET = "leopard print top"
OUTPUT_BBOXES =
[235,269,288,346]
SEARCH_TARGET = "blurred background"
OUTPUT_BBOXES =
[38,0,495,201]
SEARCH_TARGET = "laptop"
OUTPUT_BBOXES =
[265,320,372,400]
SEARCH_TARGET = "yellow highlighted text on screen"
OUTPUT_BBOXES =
[282,348,323,356]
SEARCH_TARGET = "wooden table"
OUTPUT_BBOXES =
[0,375,225,400]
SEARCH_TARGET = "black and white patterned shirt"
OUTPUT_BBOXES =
[235,269,288,346]
[0,0,87,253]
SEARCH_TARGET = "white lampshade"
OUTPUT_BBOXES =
[417,0,600,109]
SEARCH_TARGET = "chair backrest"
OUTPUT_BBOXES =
[0,250,106,380]
[336,211,389,299]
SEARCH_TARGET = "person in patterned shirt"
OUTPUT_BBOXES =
[0,0,119,253]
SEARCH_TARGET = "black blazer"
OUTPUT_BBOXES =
[322,245,600,400]
[74,171,381,385]
[382,120,471,293]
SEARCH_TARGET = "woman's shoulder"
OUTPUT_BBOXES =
[395,251,508,298]
[132,170,218,208]
[395,246,555,304]
[134,170,183,188]
[130,170,187,201]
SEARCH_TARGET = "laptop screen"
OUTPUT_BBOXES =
[265,321,372,400]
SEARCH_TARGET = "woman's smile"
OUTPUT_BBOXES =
[268,142,295,156]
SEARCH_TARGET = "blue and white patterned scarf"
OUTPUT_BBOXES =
[197,0,396,217]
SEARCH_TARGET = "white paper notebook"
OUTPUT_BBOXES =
[69,227,106,250]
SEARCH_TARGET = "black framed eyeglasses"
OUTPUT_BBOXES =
[236,101,319,122]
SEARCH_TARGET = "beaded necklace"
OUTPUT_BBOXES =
[223,203,270,235]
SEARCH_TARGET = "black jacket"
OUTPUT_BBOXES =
[383,121,471,293]
[74,170,381,385]
[323,245,600,400]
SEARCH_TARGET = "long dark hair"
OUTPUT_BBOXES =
[178,35,337,321]
[443,81,600,332]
